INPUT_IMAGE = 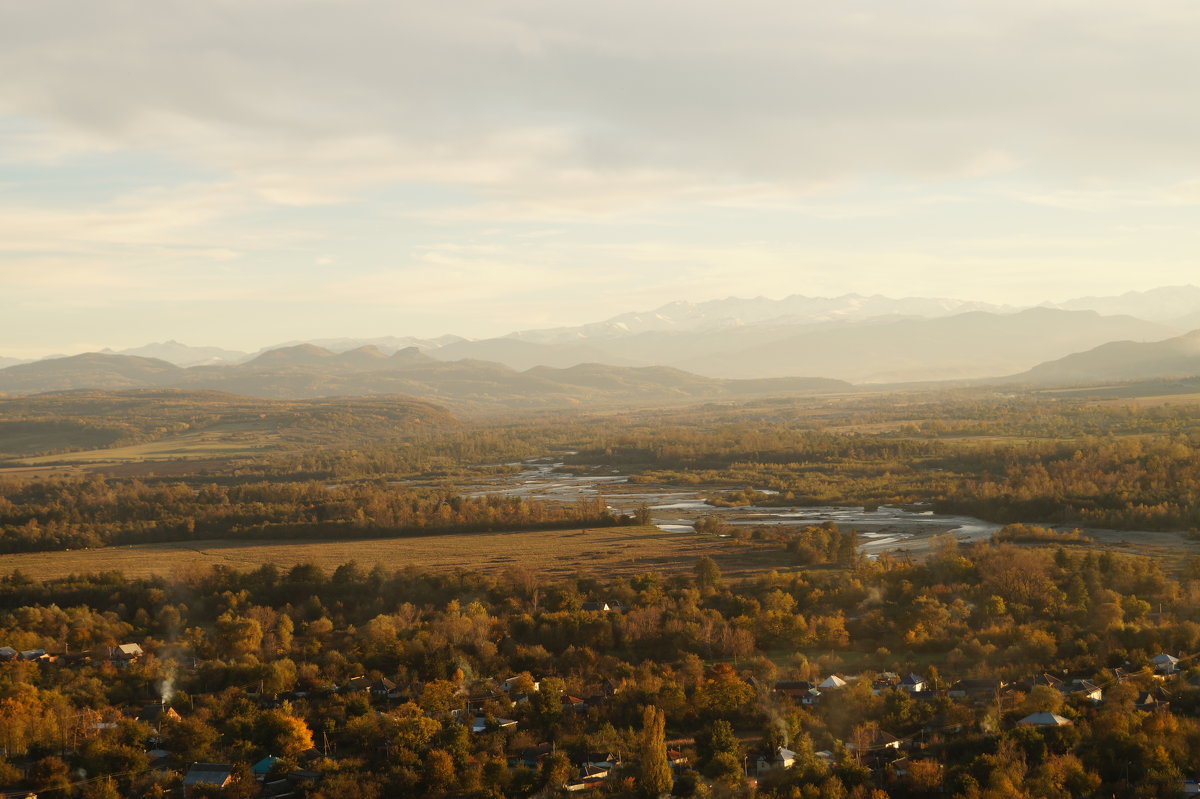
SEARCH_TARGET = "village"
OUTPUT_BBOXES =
[1,592,1197,798]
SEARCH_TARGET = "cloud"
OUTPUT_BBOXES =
[4,1,1200,356]
[4,0,1199,212]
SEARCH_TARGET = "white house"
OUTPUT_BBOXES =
[1151,653,1181,675]
[756,747,796,774]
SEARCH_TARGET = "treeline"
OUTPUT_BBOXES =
[561,399,1200,532]
[992,524,1091,544]
[937,435,1200,530]
[0,476,625,553]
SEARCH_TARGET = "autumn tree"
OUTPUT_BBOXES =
[638,705,672,798]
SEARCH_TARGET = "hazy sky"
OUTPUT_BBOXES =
[4,1,1200,357]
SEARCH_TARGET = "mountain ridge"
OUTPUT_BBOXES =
[1014,328,1200,384]
[12,286,1200,384]
[0,347,850,409]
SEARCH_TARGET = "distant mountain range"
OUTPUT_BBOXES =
[101,340,250,367]
[508,293,1020,343]
[0,346,850,409]
[522,308,1173,382]
[1047,284,1200,325]
[7,286,1200,395]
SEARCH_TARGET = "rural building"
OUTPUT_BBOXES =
[183,763,234,795]
[1016,712,1072,727]
[847,728,902,752]
[470,716,518,733]
[756,746,796,774]
[1151,653,1181,675]
[1066,679,1102,702]
[109,643,144,663]
[137,703,182,729]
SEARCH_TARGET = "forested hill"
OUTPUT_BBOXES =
[0,390,457,460]
[0,349,851,408]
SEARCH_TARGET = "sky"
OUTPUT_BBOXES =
[3,0,1200,358]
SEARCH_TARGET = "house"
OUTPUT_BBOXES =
[295,747,324,765]
[846,728,902,752]
[583,693,609,709]
[774,680,817,701]
[949,678,1008,700]
[756,747,796,774]
[567,752,618,785]
[136,703,182,729]
[183,763,234,795]
[252,756,281,781]
[109,643,143,663]
[146,749,175,778]
[0,647,17,661]
[466,691,505,713]
[571,752,619,771]
[818,675,847,690]
[368,677,397,698]
[18,649,48,663]
[470,716,518,733]
[60,651,94,666]
[561,695,588,712]
[1066,679,1102,702]
[580,601,610,612]
[1151,653,1182,675]
[872,673,899,694]
[1025,673,1065,691]
[510,743,553,769]
[262,770,323,797]
[1016,712,1072,727]
[899,673,926,693]
[1135,690,1170,712]
[502,675,540,693]
[565,769,609,793]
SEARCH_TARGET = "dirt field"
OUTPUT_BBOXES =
[0,525,790,581]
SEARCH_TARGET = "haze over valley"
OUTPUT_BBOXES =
[5,287,1200,403]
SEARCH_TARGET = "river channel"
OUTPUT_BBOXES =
[465,458,1006,559]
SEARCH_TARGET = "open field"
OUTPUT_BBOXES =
[8,514,1191,583]
[0,524,795,581]
[14,426,283,465]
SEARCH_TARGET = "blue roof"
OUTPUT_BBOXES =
[252,756,281,775]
